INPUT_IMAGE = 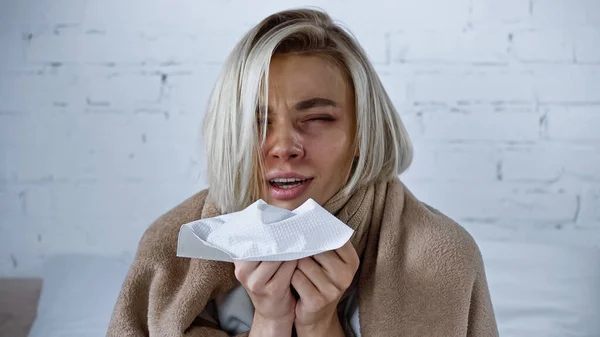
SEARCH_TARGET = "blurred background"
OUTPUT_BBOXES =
[1,0,599,278]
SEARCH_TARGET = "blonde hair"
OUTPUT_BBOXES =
[202,8,413,213]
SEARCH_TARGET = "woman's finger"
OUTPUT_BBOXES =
[253,261,284,283]
[334,240,359,267]
[245,261,283,292]
[270,260,297,286]
[297,257,339,294]
[233,260,260,282]
[311,250,343,275]
[291,269,320,304]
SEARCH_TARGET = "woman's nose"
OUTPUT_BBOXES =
[266,122,304,161]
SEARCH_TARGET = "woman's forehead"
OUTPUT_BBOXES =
[263,54,352,105]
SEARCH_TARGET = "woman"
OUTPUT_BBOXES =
[108,8,498,337]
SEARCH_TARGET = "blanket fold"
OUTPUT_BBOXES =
[107,178,498,337]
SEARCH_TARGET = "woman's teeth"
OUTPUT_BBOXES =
[270,178,308,189]
[279,182,302,189]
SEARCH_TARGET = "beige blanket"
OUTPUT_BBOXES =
[107,178,498,336]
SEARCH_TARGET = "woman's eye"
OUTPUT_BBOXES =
[308,116,335,122]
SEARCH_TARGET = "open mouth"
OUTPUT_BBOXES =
[269,178,312,189]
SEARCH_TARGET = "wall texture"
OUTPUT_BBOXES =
[1,0,599,276]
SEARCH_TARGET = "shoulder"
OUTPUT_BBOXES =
[134,189,210,264]
[397,183,484,279]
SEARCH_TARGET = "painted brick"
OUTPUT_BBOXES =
[546,105,600,141]
[0,189,24,220]
[0,223,44,277]
[421,107,540,141]
[410,181,579,225]
[49,181,202,223]
[39,0,88,23]
[26,26,241,65]
[0,1,49,25]
[20,186,55,220]
[58,112,200,181]
[578,188,600,229]
[512,30,574,62]
[1,113,74,182]
[534,65,600,103]
[162,66,222,114]
[0,26,26,69]
[404,143,499,181]
[397,113,423,141]
[81,71,163,112]
[390,30,509,64]
[0,70,82,111]
[503,144,600,182]
[574,28,600,63]
[414,71,533,103]
[325,0,471,31]
[471,0,531,24]
[532,0,600,27]
[502,146,563,182]
[378,70,411,108]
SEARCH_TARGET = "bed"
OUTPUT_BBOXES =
[0,255,131,337]
[0,278,42,337]
[2,238,599,337]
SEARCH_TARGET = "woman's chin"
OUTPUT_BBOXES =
[265,198,306,211]
[262,180,315,209]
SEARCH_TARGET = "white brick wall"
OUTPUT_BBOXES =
[545,106,600,140]
[1,0,599,276]
[512,30,574,62]
[574,28,600,63]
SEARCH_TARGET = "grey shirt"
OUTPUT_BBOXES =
[197,281,361,336]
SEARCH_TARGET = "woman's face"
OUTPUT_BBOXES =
[259,54,356,210]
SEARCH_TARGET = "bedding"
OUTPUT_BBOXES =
[27,254,131,337]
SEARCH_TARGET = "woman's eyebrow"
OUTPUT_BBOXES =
[294,97,337,111]
[256,97,338,115]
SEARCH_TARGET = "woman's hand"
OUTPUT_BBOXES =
[233,260,298,337]
[291,241,359,335]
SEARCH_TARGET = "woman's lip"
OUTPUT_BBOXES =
[266,172,312,180]
[268,178,313,201]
